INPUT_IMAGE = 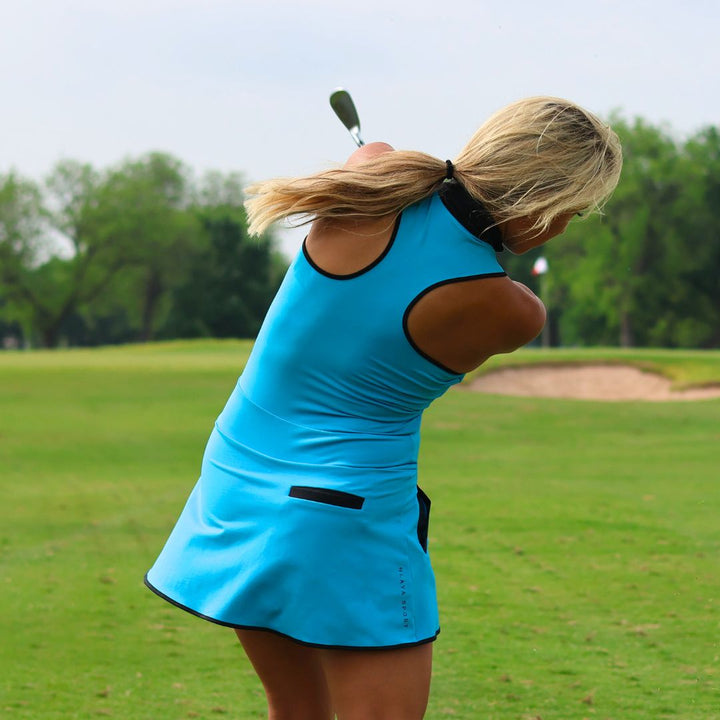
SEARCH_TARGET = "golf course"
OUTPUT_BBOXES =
[2,341,719,719]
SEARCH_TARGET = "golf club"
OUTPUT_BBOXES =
[329,88,365,147]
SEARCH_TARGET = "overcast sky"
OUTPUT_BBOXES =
[2,0,718,255]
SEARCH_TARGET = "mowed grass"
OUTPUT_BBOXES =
[1,341,719,719]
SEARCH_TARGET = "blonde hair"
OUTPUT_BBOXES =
[245,96,622,236]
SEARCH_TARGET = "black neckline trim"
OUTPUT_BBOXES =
[302,215,402,280]
[438,180,504,252]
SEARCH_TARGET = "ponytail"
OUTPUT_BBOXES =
[245,97,622,238]
[245,151,448,237]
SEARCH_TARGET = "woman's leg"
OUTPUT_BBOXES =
[318,642,433,720]
[236,629,333,720]
[237,628,433,720]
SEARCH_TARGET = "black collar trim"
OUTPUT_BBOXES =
[438,180,504,252]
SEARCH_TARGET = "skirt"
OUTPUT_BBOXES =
[145,390,439,649]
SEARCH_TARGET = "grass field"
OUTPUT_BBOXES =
[1,341,719,719]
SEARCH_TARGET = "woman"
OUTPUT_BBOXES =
[146,96,622,719]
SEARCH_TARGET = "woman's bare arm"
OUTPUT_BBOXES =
[405,275,547,373]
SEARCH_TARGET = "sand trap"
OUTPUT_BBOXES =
[466,364,720,401]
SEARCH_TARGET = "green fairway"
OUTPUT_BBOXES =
[1,342,719,719]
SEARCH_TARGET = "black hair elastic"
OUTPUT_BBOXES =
[445,159,454,180]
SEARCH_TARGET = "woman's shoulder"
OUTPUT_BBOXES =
[405,276,546,373]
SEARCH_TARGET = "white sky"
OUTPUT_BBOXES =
[2,0,718,255]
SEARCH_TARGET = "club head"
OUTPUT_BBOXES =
[329,88,365,146]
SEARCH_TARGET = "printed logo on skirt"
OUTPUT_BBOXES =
[398,565,409,629]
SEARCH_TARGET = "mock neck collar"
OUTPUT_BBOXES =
[437,180,504,252]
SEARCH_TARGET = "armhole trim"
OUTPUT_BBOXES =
[302,215,402,280]
[402,272,508,374]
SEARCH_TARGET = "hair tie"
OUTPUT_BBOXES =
[445,159,454,180]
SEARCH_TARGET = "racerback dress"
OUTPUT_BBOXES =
[145,182,506,648]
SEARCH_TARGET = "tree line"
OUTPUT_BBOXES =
[0,154,286,348]
[1,116,719,349]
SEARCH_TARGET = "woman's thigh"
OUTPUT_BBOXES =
[237,628,433,720]
[319,642,433,720]
[236,629,332,720]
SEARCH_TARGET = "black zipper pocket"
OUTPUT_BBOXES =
[289,485,365,510]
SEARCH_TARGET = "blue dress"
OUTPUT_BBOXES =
[145,186,506,648]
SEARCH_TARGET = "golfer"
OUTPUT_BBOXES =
[146,96,622,720]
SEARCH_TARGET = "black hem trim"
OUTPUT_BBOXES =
[302,215,402,280]
[144,575,440,651]
[402,272,508,375]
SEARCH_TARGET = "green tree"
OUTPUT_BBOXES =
[0,161,144,347]
[158,169,286,340]
[90,153,201,341]
[0,172,47,343]
[666,126,720,347]
[0,167,122,347]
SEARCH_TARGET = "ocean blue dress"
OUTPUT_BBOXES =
[145,183,506,648]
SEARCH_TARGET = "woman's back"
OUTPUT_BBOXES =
[233,189,508,437]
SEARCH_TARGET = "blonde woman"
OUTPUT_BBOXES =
[146,97,622,720]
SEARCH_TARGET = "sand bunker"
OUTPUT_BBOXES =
[466,364,720,401]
